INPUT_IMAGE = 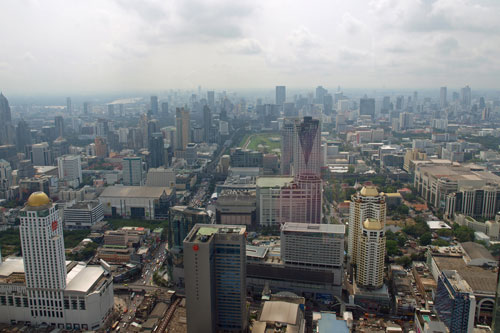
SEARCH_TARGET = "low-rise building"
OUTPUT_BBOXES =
[63,200,104,229]
[99,185,175,220]
[215,189,256,227]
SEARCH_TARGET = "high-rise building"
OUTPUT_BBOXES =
[435,270,476,333]
[30,142,52,166]
[357,218,385,289]
[281,118,298,175]
[107,104,114,117]
[148,132,165,168]
[16,120,32,152]
[461,85,472,106]
[94,137,107,158]
[122,156,144,186]
[57,155,82,188]
[183,224,247,333]
[55,115,64,138]
[207,91,215,108]
[278,174,322,224]
[440,87,447,108]
[0,93,13,145]
[276,86,286,105]
[0,191,114,329]
[381,96,391,113]
[348,186,386,269]
[203,105,212,142]
[399,112,413,130]
[66,97,72,115]
[150,96,159,115]
[0,159,12,191]
[161,102,169,118]
[359,97,375,119]
[315,86,327,104]
[83,101,90,115]
[175,108,190,151]
[293,116,321,177]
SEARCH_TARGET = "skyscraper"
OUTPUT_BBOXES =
[207,91,215,108]
[122,156,144,186]
[161,102,169,118]
[83,102,90,115]
[150,96,159,115]
[440,87,447,108]
[359,97,375,119]
[107,104,114,117]
[30,142,52,166]
[184,224,247,333]
[348,186,386,269]
[57,155,82,188]
[293,116,321,177]
[275,86,286,105]
[175,108,190,151]
[315,86,327,104]
[148,133,165,168]
[461,85,472,106]
[357,218,385,289]
[281,118,298,175]
[94,137,107,158]
[399,112,413,130]
[66,97,72,115]
[0,93,13,145]
[16,120,32,152]
[435,270,476,333]
[55,115,64,138]
[203,105,212,142]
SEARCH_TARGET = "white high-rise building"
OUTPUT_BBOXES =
[122,156,144,186]
[357,218,385,289]
[440,87,447,108]
[0,192,114,330]
[0,159,12,190]
[57,155,82,188]
[31,142,52,166]
[348,186,386,269]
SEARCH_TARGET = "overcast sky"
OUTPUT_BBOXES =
[1,0,499,95]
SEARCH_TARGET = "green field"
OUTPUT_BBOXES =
[243,133,281,153]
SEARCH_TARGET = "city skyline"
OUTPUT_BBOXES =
[1,0,500,94]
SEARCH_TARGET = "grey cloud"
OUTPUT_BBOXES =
[225,39,263,55]
[435,36,459,55]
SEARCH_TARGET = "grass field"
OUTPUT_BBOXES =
[243,133,281,153]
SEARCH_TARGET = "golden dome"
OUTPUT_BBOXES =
[360,186,379,197]
[363,218,382,230]
[27,191,51,207]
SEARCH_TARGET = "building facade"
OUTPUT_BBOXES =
[184,224,247,333]
[122,156,145,186]
[63,200,104,229]
[57,155,82,188]
[357,218,385,289]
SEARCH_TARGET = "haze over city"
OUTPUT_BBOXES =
[2,0,500,95]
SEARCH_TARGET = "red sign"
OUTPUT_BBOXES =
[52,221,58,231]
[193,244,199,251]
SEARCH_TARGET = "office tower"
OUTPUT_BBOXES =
[57,155,82,187]
[107,104,114,117]
[348,186,386,268]
[381,96,391,113]
[399,112,413,130]
[283,103,297,117]
[52,137,70,160]
[30,142,52,166]
[0,191,115,329]
[440,87,447,108]
[357,218,385,289]
[184,224,247,333]
[55,115,64,138]
[435,270,476,333]
[122,156,144,186]
[279,175,322,224]
[66,97,72,115]
[359,97,375,119]
[281,118,298,175]
[161,102,169,118]
[175,108,190,151]
[150,96,159,115]
[148,133,165,168]
[479,97,486,109]
[0,159,12,191]
[16,120,32,152]
[207,91,215,107]
[482,107,491,121]
[0,93,13,145]
[461,85,471,106]
[293,116,321,177]
[395,96,404,110]
[315,86,327,104]
[276,86,286,105]
[94,137,108,158]
[203,105,212,142]
[323,93,333,114]
[118,104,124,116]
[83,102,90,115]
[17,159,35,179]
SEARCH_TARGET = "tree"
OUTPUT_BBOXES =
[395,256,412,267]
[386,240,400,256]
[432,239,450,247]
[419,232,432,246]
[396,233,408,247]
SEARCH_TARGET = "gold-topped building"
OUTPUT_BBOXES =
[348,186,387,289]
[357,218,385,289]
[26,191,51,207]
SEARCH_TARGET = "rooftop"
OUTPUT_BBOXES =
[461,241,496,264]
[187,224,245,243]
[360,186,379,197]
[281,222,345,234]
[67,200,101,210]
[100,185,173,198]
[256,176,294,188]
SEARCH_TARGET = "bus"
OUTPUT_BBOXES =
[111,321,119,330]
